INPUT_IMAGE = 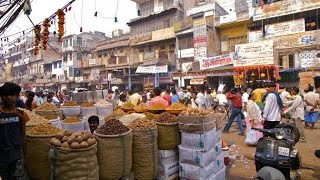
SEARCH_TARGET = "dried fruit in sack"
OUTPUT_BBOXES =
[41,114,58,120]
[20,109,50,125]
[166,102,187,110]
[181,108,213,116]
[113,108,127,117]
[28,123,62,135]
[63,117,81,123]
[96,119,130,135]
[62,101,78,106]
[143,112,160,120]
[96,100,111,105]
[128,118,156,131]
[122,102,134,109]
[133,103,148,112]
[149,103,166,110]
[155,112,178,123]
[81,103,94,108]
[35,102,59,111]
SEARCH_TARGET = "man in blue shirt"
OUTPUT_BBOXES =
[171,90,179,103]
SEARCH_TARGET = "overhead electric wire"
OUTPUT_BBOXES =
[0,1,24,34]
[0,0,21,20]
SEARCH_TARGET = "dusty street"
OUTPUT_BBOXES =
[222,123,320,180]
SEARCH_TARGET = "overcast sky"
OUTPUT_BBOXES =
[2,0,137,40]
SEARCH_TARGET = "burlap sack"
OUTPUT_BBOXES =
[94,130,132,180]
[25,134,55,180]
[132,128,158,180]
[155,122,180,150]
[49,144,99,180]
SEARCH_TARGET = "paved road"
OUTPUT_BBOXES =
[222,123,320,180]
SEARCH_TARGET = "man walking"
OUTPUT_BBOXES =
[262,82,283,131]
[223,88,245,136]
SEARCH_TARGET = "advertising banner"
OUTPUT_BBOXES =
[136,65,168,74]
[200,53,233,70]
[265,19,305,37]
[234,40,274,67]
[193,18,207,61]
[248,30,263,43]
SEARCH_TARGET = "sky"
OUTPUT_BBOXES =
[2,0,138,41]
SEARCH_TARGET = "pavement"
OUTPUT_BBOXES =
[222,122,320,180]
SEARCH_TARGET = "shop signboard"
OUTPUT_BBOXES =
[110,78,123,84]
[193,18,207,62]
[299,50,320,68]
[200,53,234,70]
[136,65,168,74]
[253,0,320,21]
[234,40,274,67]
[274,30,320,49]
[265,19,305,37]
[248,30,263,43]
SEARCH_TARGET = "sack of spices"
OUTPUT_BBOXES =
[49,143,99,180]
[155,112,180,150]
[26,124,62,180]
[94,119,132,179]
[128,119,158,180]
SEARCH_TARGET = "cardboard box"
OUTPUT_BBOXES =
[158,161,179,180]
[179,145,215,168]
[179,161,215,180]
[159,149,179,165]
[208,166,226,180]
[181,128,217,151]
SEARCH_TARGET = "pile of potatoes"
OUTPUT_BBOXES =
[50,131,96,149]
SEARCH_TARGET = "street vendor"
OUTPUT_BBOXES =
[0,82,29,179]
[88,115,99,134]
[150,88,169,108]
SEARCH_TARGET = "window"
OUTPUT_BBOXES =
[77,53,82,60]
[77,37,82,46]
[63,40,68,48]
[69,39,73,46]
[69,53,73,61]
[54,63,57,69]
[220,36,247,53]
[179,36,194,49]
[58,62,62,68]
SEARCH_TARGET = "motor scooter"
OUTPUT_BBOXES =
[252,123,301,180]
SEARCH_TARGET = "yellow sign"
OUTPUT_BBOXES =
[5,63,12,82]
[152,27,175,41]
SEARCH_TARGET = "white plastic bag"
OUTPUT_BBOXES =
[245,129,257,145]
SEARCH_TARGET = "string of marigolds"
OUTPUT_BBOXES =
[56,9,65,43]
[34,25,41,55]
[33,8,65,55]
[42,18,50,50]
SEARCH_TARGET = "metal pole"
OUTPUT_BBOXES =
[128,68,131,91]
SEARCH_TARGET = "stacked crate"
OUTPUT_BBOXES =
[178,113,226,180]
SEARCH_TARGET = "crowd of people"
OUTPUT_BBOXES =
[1,81,320,179]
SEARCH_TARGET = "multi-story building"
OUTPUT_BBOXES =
[247,0,320,89]
[3,36,33,88]
[91,29,131,90]
[61,31,106,88]
[127,0,199,90]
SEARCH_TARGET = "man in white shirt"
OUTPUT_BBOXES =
[241,87,249,111]
[262,82,283,132]
[197,87,206,108]
[304,86,319,129]
[284,87,306,141]
[280,87,292,106]
[216,91,228,105]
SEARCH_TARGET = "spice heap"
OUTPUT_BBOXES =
[50,131,96,149]
[35,102,59,111]
[21,109,50,125]
[96,100,111,105]
[62,101,78,107]
[27,123,62,135]
[122,102,134,109]
[96,119,130,135]
[128,119,156,131]
[166,102,187,110]
[81,102,94,108]
[63,117,81,123]
[133,103,148,112]
[113,108,127,117]
[180,108,213,116]
[41,114,59,120]
[149,103,166,110]
[143,112,160,120]
[155,112,178,123]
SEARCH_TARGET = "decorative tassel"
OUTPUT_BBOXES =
[114,17,118,23]
[80,27,83,32]
[94,11,98,17]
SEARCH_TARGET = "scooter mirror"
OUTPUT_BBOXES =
[275,129,286,140]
